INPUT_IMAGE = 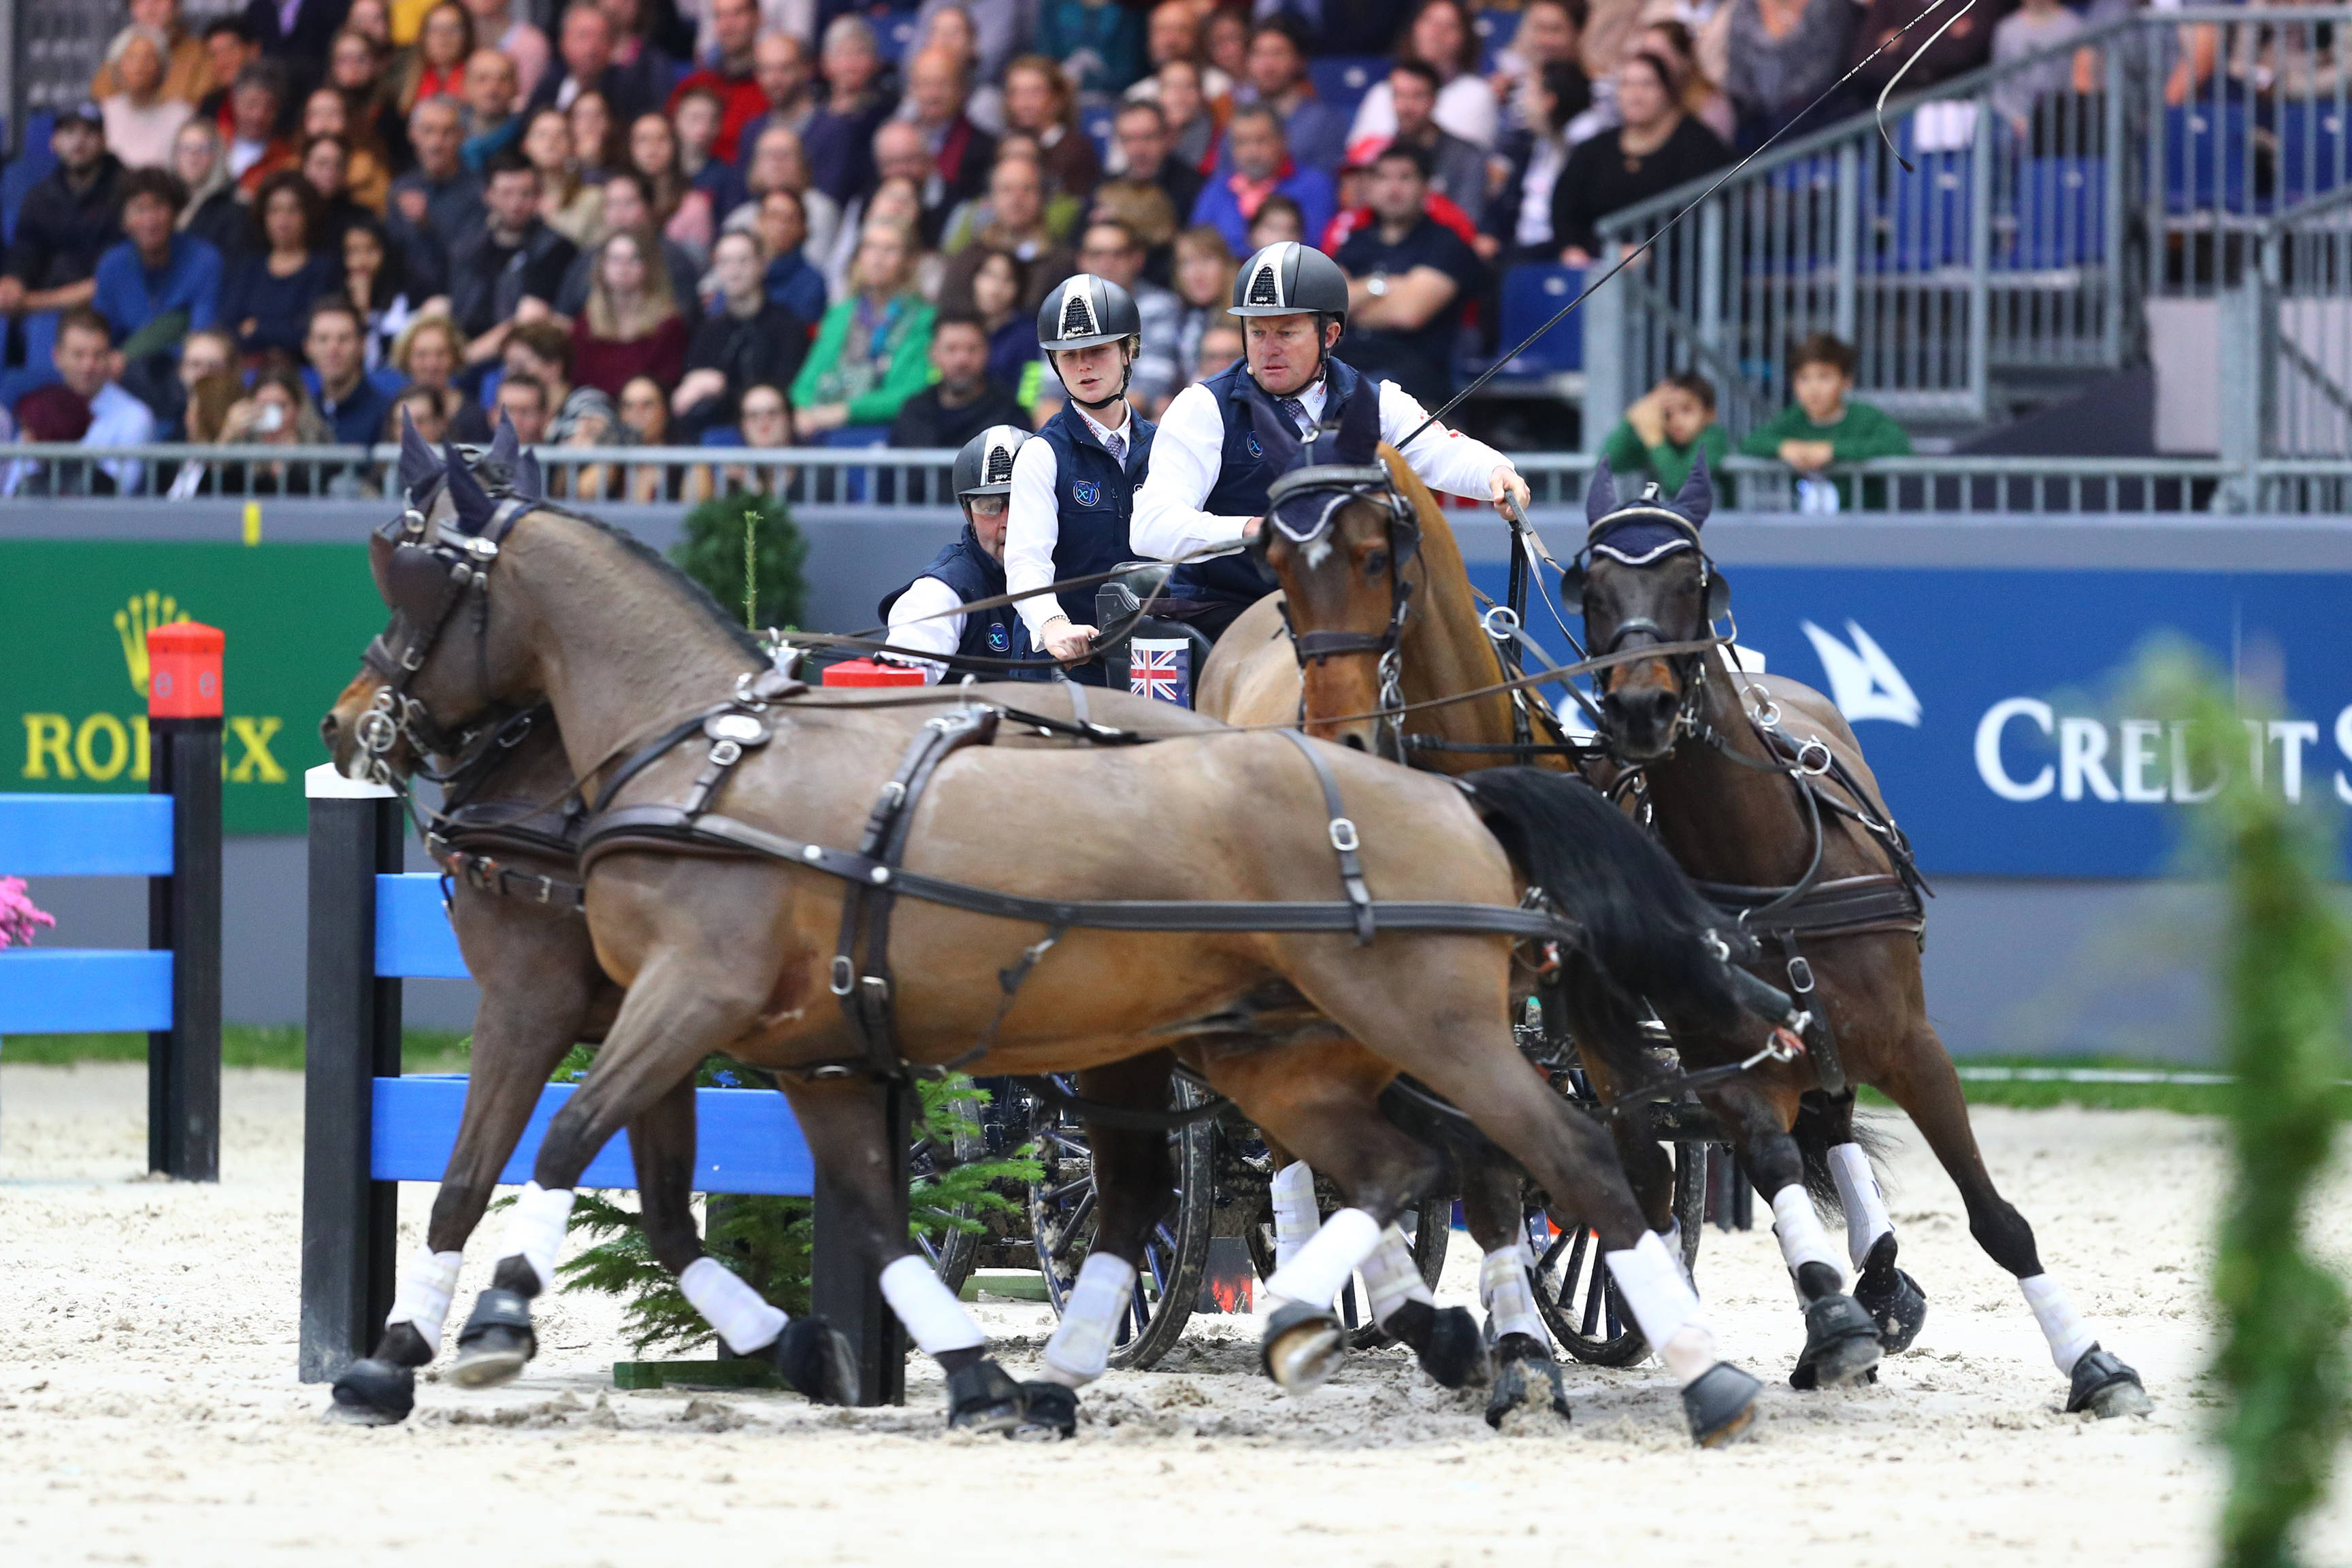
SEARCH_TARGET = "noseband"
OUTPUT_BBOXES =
[1256,463,1423,756]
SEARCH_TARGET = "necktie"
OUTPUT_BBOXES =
[1280,397,1311,439]
[1103,429,1126,466]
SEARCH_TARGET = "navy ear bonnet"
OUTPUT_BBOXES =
[1583,449,1716,564]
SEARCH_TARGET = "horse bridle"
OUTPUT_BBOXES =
[1561,501,1735,758]
[355,488,536,786]
[1253,463,1424,757]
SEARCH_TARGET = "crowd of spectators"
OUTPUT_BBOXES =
[18,0,2195,493]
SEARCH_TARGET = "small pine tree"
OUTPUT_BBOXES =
[549,1058,1038,1354]
[670,494,809,632]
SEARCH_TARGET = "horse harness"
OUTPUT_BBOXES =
[1570,497,1930,1098]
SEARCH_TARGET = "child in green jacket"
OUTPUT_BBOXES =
[1738,332,1911,510]
[1601,371,1731,497]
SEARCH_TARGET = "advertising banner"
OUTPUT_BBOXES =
[1,542,383,834]
[1472,564,2352,879]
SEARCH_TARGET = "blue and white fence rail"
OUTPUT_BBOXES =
[0,631,223,1179]
[296,766,907,1402]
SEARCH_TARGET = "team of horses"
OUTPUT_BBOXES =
[315,414,2151,1443]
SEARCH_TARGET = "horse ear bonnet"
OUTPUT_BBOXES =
[443,440,497,534]
[1672,446,1716,529]
[487,412,519,471]
[399,408,445,506]
[1584,459,1620,526]
[512,447,544,500]
[1586,455,1711,568]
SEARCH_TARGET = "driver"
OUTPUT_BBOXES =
[1002,273,1156,686]
[1130,241,1532,643]
[877,425,1041,683]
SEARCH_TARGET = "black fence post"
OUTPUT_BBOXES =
[144,623,223,1182]
[298,764,405,1383]
[810,1080,909,1406]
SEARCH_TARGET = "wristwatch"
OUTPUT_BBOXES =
[1366,272,1390,297]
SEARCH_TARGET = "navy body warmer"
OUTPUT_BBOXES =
[1036,406,1157,628]
[877,523,1042,677]
[1179,356,1381,608]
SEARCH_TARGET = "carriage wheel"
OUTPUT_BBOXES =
[1531,1143,1708,1366]
[1027,1078,1216,1371]
[909,1106,987,1298]
[1238,1172,1450,1351]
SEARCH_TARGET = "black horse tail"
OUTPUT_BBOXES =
[1791,1098,1899,1220]
[1460,766,1763,1036]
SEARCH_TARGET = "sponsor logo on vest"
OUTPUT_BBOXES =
[1072,480,1101,508]
[987,621,1010,653]
[1245,431,1263,460]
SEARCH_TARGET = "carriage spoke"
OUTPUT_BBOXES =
[1558,1227,1591,1310]
[1580,1240,1610,1339]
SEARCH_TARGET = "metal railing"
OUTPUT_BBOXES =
[2242,179,2352,468]
[1,442,2343,515]
[1586,7,2352,437]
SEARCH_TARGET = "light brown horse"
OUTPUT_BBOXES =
[1238,446,2153,1418]
[318,455,1780,1443]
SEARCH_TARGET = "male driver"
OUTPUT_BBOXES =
[1002,274,1154,686]
[878,425,1040,683]
[1333,142,1487,407]
[1130,240,1527,643]
[303,295,393,444]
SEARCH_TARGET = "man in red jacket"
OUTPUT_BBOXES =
[666,0,766,162]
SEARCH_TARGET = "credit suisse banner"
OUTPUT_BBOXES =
[1469,563,2352,879]
[2,542,385,835]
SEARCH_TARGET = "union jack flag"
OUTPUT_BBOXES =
[1130,640,1190,704]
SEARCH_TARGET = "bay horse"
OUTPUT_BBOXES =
[318,445,1787,1443]
[1235,440,2154,1419]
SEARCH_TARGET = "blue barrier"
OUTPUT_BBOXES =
[0,672,223,1180]
[375,872,467,979]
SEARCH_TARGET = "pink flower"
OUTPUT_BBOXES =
[0,876,56,949]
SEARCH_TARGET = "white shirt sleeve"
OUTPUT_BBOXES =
[1130,382,1258,564]
[1379,380,1512,501]
[1004,438,1068,642]
[883,574,968,684]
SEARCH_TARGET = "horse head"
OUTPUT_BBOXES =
[323,413,548,781]
[1567,453,1724,762]
[1243,384,1426,754]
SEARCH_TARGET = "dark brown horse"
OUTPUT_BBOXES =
[317,448,1785,1443]
[1237,444,2153,1418]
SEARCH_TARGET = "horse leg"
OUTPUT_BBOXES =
[1873,1017,2153,1417]
[326,943,600,1425]
[1705,1072,1884,1391]
[1196,1039,1472,1397]
[1034,1053,1180,1394]
[1304,968,1762,1444]
[779,1071,1074,1437]
[444,957,766,1389]
[1457,1145,1573,1429]
[1798,1091,1929,1354]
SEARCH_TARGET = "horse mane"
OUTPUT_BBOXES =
[525,502,772,664]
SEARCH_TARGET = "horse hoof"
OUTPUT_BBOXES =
[325,1358,414,1425]
[447,1288,537,1390]
[1789,1292,1882,1390]
[945,1358,1024,1435]
[768,1316,859,1406]
[1415,1306,1492,1390]
[1261,1301,1347,1396]
[1012,1381,1079,1441]
[1485,1339,1570,1430]
[1682,1362,1763,1447]
[2067,1347,2153,1418]
[1854,1239,1929,1354]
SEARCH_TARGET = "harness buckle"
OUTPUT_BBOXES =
[1751,699,1782,729]
[1480,605,1521,642]
[709,738,744,768]
[536,875,553,904]
[1786,955,1816,994]
[1328,817,1361,853]
[1795,738,1833,777]
[829,956,855,996]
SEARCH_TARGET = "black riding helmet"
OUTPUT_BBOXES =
[953,424,1030,502]
[1036,273,1143,412]
[1230,240,1348,389]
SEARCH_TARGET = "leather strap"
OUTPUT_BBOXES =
[1695,873,1924,940]
[1275,730,1375,945]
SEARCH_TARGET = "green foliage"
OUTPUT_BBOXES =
[670,494,808,632]
[549,1063,1039,1354]
[2139,647,2350,1568]
[0,1025,468,1070]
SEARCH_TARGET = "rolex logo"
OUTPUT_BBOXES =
[114,591,191,697]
